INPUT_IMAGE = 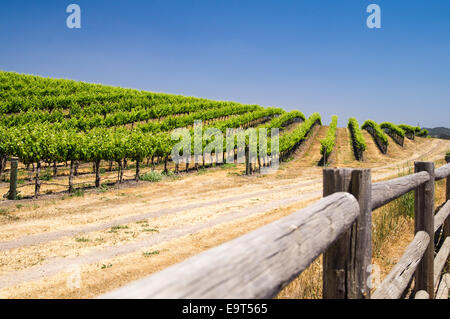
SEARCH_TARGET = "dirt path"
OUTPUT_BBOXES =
[335,128,355,165]
[0,135,448,298]
[296,126,328,166]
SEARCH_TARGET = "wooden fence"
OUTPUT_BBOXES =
[100,156,450,299]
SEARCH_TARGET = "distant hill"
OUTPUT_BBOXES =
[423,127,450,140]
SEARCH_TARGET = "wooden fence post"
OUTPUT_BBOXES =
[414,161,435,298]
[8,158,18,200]
[323,168,372,298]
[245,146,250,175]
[444,156,450,239]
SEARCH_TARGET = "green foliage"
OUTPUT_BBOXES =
[71,189,85,197]
[320,115,338,156]
[41,168,52,181]
[416,129,429,137]
[262,110,305,131]
[75,237,90,243]
[142,250,160,257]
[140,171,163,182]
[398,124,416,136]
[278,113,322,155]
[380,122,405,138]
[0,71,285,168]
[0,71,257,118]
[347,118,366,151]
[361,120,389,145]
[398,124,428,138]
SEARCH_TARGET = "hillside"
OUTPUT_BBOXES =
[424,127,450,140]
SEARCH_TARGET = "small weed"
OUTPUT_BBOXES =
[142,228,159,233]
[196,168,208,175]
[111,225,128,231]
[71,189,85,197]
[136,219,148,224]
[15,204,23,210]
[140,171,163,182]
[142,250,160,257]
[101,263,112,269]
[0,208,8,215]
[162,170,173,177]
[98,184,110,193]
[99,168,106,174]
[75,237,90,243]
[41,169,52,181]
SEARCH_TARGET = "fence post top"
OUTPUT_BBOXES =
[323,167,371,173]
[414,161,435,166]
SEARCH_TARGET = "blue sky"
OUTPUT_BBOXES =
[0,0,449,127]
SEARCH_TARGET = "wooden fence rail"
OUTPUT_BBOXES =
[100,157,450,299]
[101,192,360,299]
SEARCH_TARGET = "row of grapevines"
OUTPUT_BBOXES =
[348,118,366,159]
[361,120,389,146]
[380,122,405,146]
[398,124,416,134]
[136,104,261,133]
[0,99,255,126]
[262,110,305,130]
[416,129,429,137]
[278,113,322,156]
[0,108,283,166]
[400,125,428,138]
[380,122,405,137]
[320,115,338,157]
[2,103,260,132]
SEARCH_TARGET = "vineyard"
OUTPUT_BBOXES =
[0,71,435,200]
[0,71,449,300]
[0,72,324,198]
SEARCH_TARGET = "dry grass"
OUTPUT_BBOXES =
[277,160,448,299]
[277,257,322,299]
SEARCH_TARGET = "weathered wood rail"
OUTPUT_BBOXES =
[100,156,450,299]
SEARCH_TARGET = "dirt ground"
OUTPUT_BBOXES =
[0,128,449,298]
